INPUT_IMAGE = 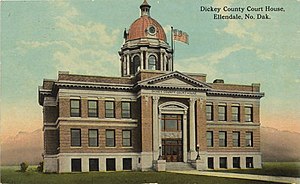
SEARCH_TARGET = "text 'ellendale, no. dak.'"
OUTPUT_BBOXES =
[200,5,285,20]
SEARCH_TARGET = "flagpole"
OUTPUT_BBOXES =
[171,26,174,71]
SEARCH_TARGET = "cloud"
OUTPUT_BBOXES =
[217,20,262,42]
[175,44,250,80]
[55,16,120,47]
[53,46,119,76]
[18,0,121,76]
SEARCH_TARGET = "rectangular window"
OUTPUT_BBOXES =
[246,157,254,168]
[246,132,253,147]
[233,157,240,168]
[219,157,227,168]
[71,129,81,147]
[218,105,227,121]
[245,107,253,122]
[122,130,132,147]
[206,104,213,121]
[208,157,214,169]
[232,106,240,122]
[105,101,115,118]
[232,131,240,147]
[206,131,213,147]
[161,114,182,131]
[71,159,81,172]
[106,130,115,147]
[219,131,227,147]
[88,129,98,147]
[70,99,80,117]
[89,158,99,171]
[88,100,98,117]
[123,158,132,170]
[106,158,116,171]
[121,102,131,118]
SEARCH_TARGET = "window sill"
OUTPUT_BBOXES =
[70,146,82,148]
[121,146,133,148]
[105,146,117,148]
[88,146,100,148]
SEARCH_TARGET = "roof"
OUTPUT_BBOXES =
[127,15,167,41]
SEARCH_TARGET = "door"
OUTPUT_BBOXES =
[162,139,183,162]
[161,114,183,162]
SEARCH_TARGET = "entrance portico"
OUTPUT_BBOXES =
[152,98,198,163]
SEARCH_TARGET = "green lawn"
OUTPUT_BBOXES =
[0,166,280,184]
[214,162,300,178]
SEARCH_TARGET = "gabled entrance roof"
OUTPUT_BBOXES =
[136,71,211,91]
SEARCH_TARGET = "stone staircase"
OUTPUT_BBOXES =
[166,162,195,171]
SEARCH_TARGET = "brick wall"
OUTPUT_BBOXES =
[209,83,261,92]
[58,73,132,84]
[58,97,138,120]
[197,99,207,151]
[44,129,59,155]
[207,127,260,152]
[44,106,58,124]
[207,101,260,124]
[59,125,139,153]
[140,96,153,152]
[59,98,70,118]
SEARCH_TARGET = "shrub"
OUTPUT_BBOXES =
[20,162,29,172]
[37,162,44,172]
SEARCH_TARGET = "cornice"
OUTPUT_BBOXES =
[207,90,264,98]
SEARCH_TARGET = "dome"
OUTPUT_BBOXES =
[126,1,167,42]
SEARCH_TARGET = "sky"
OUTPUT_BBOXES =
[1,0,299,141]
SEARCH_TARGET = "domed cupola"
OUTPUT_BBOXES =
[119,0,173,77]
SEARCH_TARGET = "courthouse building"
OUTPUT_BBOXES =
[38,0,264,173]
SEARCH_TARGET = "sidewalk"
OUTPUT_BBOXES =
[168,170,300,184]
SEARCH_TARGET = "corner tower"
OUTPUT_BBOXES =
[119,0,173,77]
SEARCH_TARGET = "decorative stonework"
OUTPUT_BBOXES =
[161,132,182,139]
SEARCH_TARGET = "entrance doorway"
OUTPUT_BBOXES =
[161,114,183,162]
[162,139,183,162]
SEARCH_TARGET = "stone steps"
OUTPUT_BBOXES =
[166,162,195,171]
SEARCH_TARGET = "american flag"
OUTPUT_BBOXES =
[173,29,189,44]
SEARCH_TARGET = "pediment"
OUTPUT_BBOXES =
[138,71,211,90]
[153,78,196,88]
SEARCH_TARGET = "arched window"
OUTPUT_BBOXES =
[130,55,140,75]
[166,60,169,71]
[148,55,156,70]
[133,55,140,74]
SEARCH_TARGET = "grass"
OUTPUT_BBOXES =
[0,166,281,184]
[213,162,300,178]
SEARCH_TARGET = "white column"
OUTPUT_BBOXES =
[183,112,188,162]
[145,51,148,69]
[189,98,197,160]
[126,54,130,75]
[152,96,160,160]
[158,110,162,148]
[140,52,144,70]
[160,52,163,71]
[123,60,127,76]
